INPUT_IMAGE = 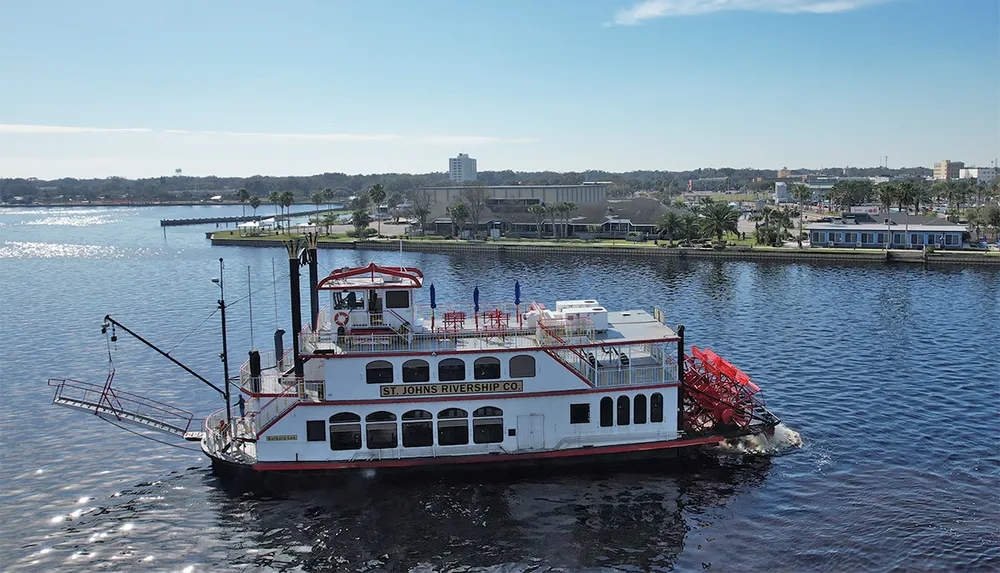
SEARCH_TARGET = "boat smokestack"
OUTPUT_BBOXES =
[283,239,305,378]
[306,232,320,328]
[676,324,685,432]
[248,350,261,394]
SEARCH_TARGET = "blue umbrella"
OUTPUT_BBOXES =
[473,286,480,313]
[429,283,437,309]
[514,281,521,306]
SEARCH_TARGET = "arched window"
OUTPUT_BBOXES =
[401,409,433,447]
[509,355,536,378]
[650,392,664,423]
[366,360,393,384]
[402,359,430,383]
[474,357,501,380]
[617,396,630,426]
[437,408,469,445]
[634,394,647,425]
[473,407,504,444]
[438,358,466,382]
[600,397,613,427]
[365,411,397,449]
[329,412,362,450]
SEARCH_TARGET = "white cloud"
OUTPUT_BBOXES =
[0,124,536,146]
[0,124,151,134]
[609,0,893,25]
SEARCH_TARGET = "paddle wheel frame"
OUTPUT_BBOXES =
[681,346,779,435]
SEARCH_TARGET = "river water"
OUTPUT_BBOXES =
[1,206,998,572]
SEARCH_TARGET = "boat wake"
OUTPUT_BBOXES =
[719,423,802,455]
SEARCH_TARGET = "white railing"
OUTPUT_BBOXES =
[239,348,294,388]
[302,328,541,355]
[253,378,325,431]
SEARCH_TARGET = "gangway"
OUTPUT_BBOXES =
[48,378,196,438]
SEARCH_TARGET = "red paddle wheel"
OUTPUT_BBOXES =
[682,346,776,434]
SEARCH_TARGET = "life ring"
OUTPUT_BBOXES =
[334,311,350,326]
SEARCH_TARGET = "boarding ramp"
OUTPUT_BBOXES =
[48,377,196,438]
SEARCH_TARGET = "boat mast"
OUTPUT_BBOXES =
[213,258,233,428]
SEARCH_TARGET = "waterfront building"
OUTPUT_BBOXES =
[421,183,609,208]
[448,153,478,183]
[774,182,791,204]
[958,167,996,185]
[807,213,970,249]
[933,160,964,180]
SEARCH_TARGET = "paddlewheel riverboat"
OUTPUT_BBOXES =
[48,240,780,475]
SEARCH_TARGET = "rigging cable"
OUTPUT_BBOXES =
[247,264,254,349]
[272,257,279,330]
[165,308,219,355]
[97,415,202,453]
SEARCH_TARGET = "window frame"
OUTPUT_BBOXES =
[617,396,630,426]
[473,357,502,380]
[509,355,536,378]
[650,392,664,423]
[385,290,410,309]
[365,360,394,384]
[599,397,613,427]
[570,403,590,424]
[633,394,647,425]
[402,359,430,383]
[306,420,326,442]
[438,358,466,382]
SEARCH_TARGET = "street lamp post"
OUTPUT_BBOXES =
[213,258,232,430]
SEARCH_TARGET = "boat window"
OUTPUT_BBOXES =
[509,355,536,378]
[473,406,503,417]
[438,358,466,382]
[473,407,504,444]
[385,290,410,309]
[617,396,630,426]
[366,360,394,384]
[634,394,647,425]
[366,411,397,422]
[402,409,432,420]
[306,420,326,441]
[650,392,664,423]
[474,357,501,380]
[329,412,362,450]
[570,403,590,424]
[366,421,398,449]
[599,397,613,427]
[438,408,469,445]
[438,408,468,419]
[402,409,433,447]
[402,359,430,383]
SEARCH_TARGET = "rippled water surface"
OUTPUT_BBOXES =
[1,206,998,572]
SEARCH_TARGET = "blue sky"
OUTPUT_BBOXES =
[1,0,997,179]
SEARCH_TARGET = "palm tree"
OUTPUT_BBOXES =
[311,191,324,214]
[446,202,468,237]
[680,212,700,244]
[236,188,250,217]
[368,184,386,236]
[790,183,813,247]
[280,190,295,219]
[268,190,282,228]
[700,202,740,243]
[249,195,261,218]
[546,204,560,238]
[351,209,371,238]
[527,204,547,239]
[387,191,403,224]
[876,182,897,214]
[657,211,682,246]
[560,202,577,238]
[322,187,334,212]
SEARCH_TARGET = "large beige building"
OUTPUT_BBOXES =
[933,160,964,180]
[420,183,610,208]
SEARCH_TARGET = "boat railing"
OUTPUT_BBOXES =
[302,328,541,355]
[239,348,294,389]
[252,378,325,431]
[48,378,194,435]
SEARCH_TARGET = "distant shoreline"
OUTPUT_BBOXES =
[208,233,1000,266]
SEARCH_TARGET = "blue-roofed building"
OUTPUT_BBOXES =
[806,213,971,249]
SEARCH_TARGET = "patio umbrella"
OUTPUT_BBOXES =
[473,286,480,329]
[514,280,521,326]
[429,283,436,330]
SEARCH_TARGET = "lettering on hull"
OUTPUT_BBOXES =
[380,380,523,398]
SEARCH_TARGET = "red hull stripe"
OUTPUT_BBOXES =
[254,382,680,436]
[250,435,723,471]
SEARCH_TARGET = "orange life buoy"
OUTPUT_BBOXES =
[334,311,350,326]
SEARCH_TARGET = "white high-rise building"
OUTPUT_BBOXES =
[448,153,477,182]
[958,167,996,185]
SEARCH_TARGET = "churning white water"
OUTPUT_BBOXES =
[719,423,803,455]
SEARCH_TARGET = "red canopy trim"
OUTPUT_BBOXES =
[317,262,423,291]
